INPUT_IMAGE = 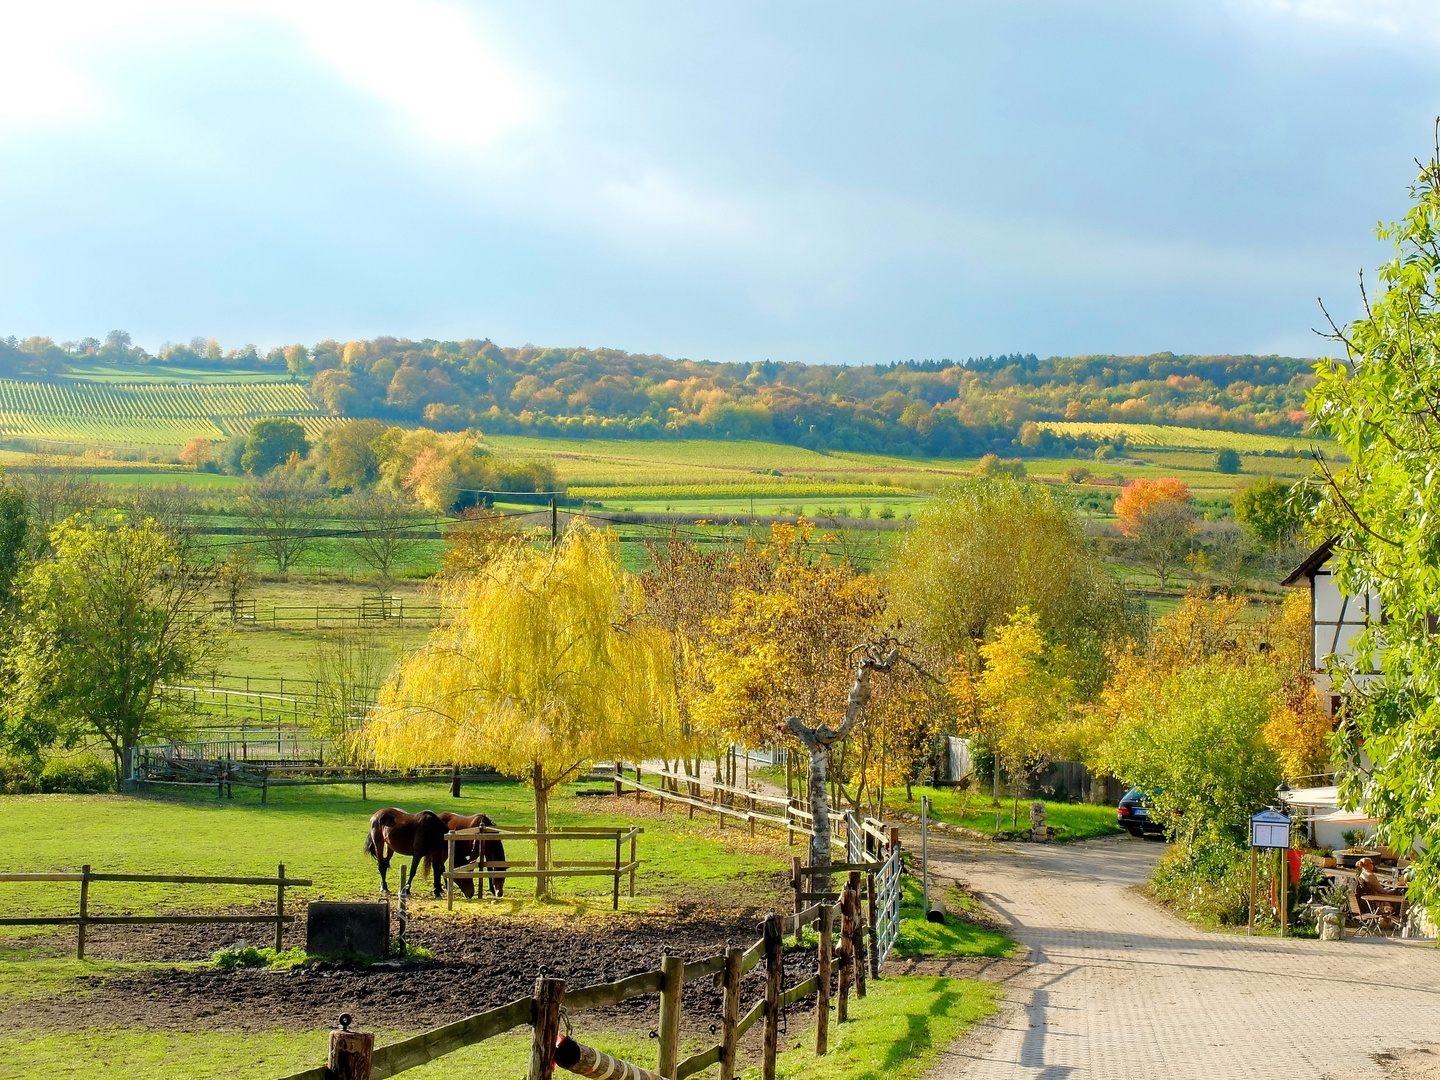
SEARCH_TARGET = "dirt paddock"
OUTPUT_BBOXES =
[1,896,826,1038]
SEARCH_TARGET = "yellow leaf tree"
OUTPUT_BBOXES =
[360,524,676,896]
[958,607,1076,808]
[695,522,895,887]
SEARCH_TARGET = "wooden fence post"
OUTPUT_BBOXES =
[451,764,461,798]
[636,765,643,802]
[529,977,566,1080]
[361,766,367,801]
[629,826,637,898]
[275,864,286,951]
[837,886,855,1022]
[329,1014,374,1080]
[612,834,621,911]
[816,903,832,1055]
[77,864,90,960]
[762,913,783,1080]
[261,767,268,804]
[614,760,623,798]
[447,836,456,912]
[719,945,743,1080]
[791,857,802,914]
[848,872,866,998]
[657,954,684,1077]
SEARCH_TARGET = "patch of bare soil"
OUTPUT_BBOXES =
[1,900,814,1038]
[1328,1045,1440,1080]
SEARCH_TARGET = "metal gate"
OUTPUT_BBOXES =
[873,844,903,966]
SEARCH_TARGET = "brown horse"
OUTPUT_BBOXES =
[363,808,450,898]
[439,812,507,898]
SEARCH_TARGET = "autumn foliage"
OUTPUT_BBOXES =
[1113,478,1191,538]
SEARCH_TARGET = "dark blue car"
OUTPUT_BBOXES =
[1117,787,1167,838]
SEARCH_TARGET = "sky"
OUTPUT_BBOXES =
[1,0,1438,365]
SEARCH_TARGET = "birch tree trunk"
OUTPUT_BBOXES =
[786,643,898,896]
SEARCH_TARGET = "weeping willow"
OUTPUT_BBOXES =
[361,523,676,895]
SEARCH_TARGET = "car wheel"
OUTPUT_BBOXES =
[1126,828,1144,838]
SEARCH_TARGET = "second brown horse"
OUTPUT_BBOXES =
[439,812,507,898]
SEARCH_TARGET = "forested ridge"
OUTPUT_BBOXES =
[0,332,1317,456]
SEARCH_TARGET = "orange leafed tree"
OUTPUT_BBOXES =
[1114,478,1191,538]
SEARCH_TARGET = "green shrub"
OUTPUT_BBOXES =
[0,754,113,794]
[212,946,311,971]
[1150,836,1261,926]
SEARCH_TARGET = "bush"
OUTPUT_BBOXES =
[0,754,113,794]
[1150,836,1260,925]
[213,946,311,971]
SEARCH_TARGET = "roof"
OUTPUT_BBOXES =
[1281,537,1337,587]
[1281,785,1339,808]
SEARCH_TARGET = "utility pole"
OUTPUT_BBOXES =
[550,496,558,545]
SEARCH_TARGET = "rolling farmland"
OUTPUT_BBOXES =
[0,379,338,450]
[1035,421,1316,453]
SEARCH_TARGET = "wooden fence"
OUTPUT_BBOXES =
[611,761,852,845]
[444,825,641,911]
[0,864,310,957]
[134,752,507,802]
[277,873,886,1080]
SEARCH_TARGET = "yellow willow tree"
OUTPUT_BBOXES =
[360,523,676,896]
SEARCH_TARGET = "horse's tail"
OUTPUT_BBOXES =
[364,825,378,860]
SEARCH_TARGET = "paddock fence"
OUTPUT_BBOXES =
[276,839,900,1080]
[443,824,642,911]
[132,750,507,802]
[609,760,853,845]
[0,864,309,957]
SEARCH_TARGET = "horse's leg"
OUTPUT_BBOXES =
[405,853,422,893]
[378,846,392,895]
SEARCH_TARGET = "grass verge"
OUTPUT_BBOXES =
[0,976,1001,1080]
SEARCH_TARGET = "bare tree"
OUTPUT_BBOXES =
[15,457,99,555]
[1132,500,1196,589]
[308,629,393,744]
[787,640,898,894]
[214,547,258,621]
[236,474,321,573]
[347,489,419,591]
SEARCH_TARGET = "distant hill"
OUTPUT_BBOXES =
[0,333,1318,457]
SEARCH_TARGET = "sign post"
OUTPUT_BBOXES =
[920,796,930,919]
[1249,809,1292,937]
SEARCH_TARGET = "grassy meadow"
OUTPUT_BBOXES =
[0,781,1011,1080]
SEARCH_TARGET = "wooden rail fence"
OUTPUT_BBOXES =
[444,825,642,911]
[0,864,311,957]
[135,752,508,802]
[277,878,886,1080]
[611,761,852,844]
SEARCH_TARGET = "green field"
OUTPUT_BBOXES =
[1036,421,1318,453]
[60,365,293,384]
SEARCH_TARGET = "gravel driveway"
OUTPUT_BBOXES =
[924,834,1440,1080]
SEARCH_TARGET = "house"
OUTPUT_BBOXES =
[1280,538,1381,717]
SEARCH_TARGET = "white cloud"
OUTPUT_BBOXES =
[0,10,105,128]
[276,0,531,147]
[0,0,532,145]
[1229,0,1440,41]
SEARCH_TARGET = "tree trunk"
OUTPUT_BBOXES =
[533,763,550,898]
[799,734,833,892]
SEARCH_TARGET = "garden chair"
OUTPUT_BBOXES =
[1349,889,1390,938]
